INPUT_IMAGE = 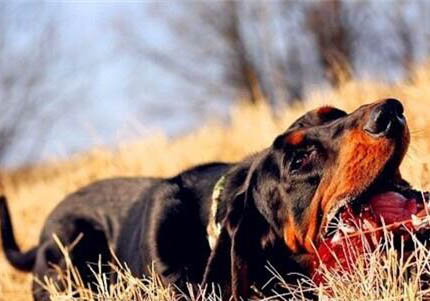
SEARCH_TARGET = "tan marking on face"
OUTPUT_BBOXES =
[283,128,401,254]
[307,129,394,252]
[283,215,301,253]
[286,131,306,146]
[317,106,335,116]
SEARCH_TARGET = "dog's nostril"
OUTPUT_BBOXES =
[365,109,391,135]
[364,99,405,137]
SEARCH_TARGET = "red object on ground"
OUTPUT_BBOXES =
[311,191,426,285]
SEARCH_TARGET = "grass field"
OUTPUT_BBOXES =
[2,65,430,300]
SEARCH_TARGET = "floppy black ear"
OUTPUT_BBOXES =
[202,186,270,300]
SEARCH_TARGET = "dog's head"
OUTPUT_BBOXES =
[203,98,423,299]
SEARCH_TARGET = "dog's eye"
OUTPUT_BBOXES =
[290,149,317,173]
[290,152,308,171]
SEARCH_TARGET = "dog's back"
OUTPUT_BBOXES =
[1,177,158,300]
[0,162,230,300]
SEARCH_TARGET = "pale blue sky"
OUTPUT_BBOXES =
[5,3,230,167]
[4,1,430,167]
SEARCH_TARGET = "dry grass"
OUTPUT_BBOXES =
[2,64,430,300]
[32,232,430,301]
[266,231,430,301]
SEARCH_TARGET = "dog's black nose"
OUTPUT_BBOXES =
[364,98,405,137]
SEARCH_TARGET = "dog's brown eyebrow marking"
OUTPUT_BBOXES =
[317,106,336,116]
[317,105,347,122]
[286,131,306,146]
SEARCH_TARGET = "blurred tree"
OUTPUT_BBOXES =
[117,2,263,104]
[192,1,263,104]
[392,1,415,78]
[117,1,430,109]
[0,4,82,165]
[116,1,314,107]
[306,0,353,87]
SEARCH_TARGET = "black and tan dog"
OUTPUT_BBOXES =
[1,99,425,300]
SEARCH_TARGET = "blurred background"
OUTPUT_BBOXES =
[2,0,430,168]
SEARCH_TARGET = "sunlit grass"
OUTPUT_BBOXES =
[36,229,430,300]
[2,63,430,300]
[40,236,222,301]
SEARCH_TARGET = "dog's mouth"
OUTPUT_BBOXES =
[321,183,430,245]
[310,184,430,285]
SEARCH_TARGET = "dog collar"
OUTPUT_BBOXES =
[207,175,225,250]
